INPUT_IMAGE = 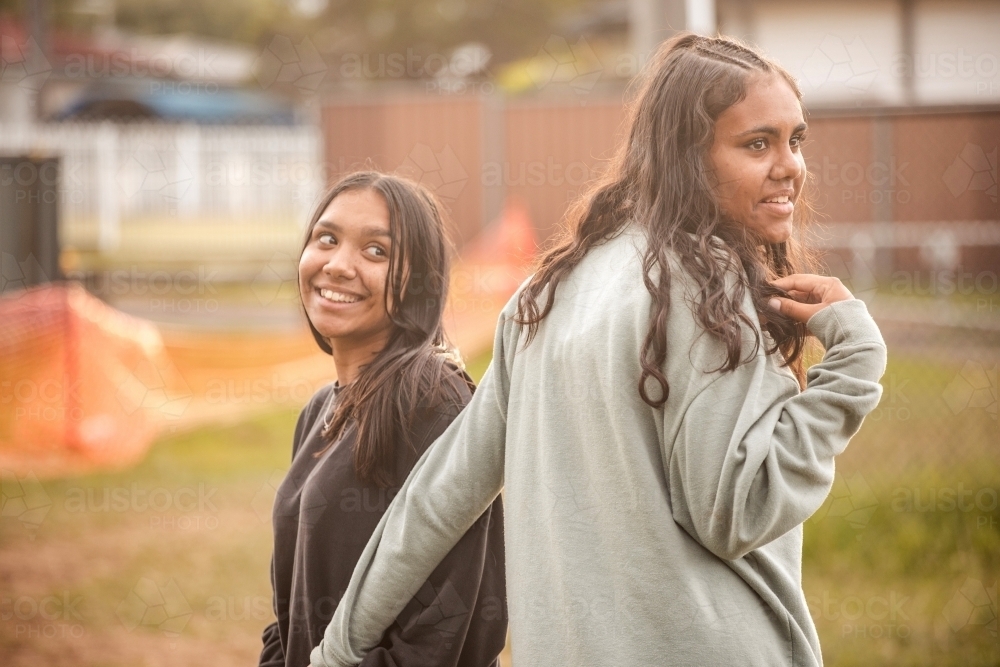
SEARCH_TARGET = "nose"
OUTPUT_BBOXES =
[770,143,804,183]
[322,246,357,280]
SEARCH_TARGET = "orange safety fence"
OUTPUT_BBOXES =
[0,284,184,478]
[0,198,537,478]
[443,197,538,353]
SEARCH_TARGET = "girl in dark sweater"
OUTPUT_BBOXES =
[259,171,507,667]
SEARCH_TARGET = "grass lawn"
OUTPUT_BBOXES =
[0,349,996,665]
[0,407,297,666]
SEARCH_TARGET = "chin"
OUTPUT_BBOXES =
[763,221,793,244]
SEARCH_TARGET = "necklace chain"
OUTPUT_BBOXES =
[321,384,341,431]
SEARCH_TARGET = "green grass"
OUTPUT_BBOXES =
[464,347,494,383]
[462,347,1000,665]
[1,351,996,666]
[801,351,1000,666]
[0,409,299,666]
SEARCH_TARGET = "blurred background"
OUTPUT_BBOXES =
[0,0,997,665]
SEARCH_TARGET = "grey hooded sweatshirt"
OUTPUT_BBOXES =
[311,224,888,667]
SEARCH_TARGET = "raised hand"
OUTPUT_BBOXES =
[767,274,854,323]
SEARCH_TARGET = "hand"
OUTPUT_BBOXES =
[767,274,854,323]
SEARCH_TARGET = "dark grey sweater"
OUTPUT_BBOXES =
[260,369,506,667]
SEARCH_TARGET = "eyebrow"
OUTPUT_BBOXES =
[314,219,391,239]
[735,122,808,139]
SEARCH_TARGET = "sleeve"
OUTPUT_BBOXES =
[355,498,506,667]
[666,297,887,561]
[259,617,284,667]
[310,300,519,667]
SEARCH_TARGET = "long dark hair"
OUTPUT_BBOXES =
[516,33,817,407]
[300,171,471,488]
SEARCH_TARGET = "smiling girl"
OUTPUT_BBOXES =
[259,172,506,667]
[311,35,887,666]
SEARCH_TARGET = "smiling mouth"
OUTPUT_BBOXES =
[762,195,792,204]
[318,288,363,304]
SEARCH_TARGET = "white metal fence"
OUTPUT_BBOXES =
[0,122,324,253]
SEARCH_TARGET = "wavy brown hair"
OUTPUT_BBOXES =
[517,33,817,407]
[300,171,472,488]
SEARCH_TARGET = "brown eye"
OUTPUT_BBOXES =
[748,139,766,151]
[365,245,387,258]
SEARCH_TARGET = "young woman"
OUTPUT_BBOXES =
[310,35,887,666]
[259,171,507,667]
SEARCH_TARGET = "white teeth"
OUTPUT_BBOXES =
[765,195,790,203]
[320,289,362,303]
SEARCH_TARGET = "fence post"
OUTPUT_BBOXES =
[177,123,200,217]
[872,115,895,281]
[97,122,120,252]
[480,92,506,230]
[295,127,323,229]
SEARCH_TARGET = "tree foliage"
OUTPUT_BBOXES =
[2,0,590,70]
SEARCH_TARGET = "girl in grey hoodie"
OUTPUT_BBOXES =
[311,33,887,667]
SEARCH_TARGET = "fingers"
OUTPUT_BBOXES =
[783,288,816,303]
[770,273,829,293]
[767,296,824,323]
[770,274,855,304]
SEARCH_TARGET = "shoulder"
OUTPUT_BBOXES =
[425,360,475,418]
[402,361,474,461]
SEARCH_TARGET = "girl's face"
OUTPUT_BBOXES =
[707,74,807,244]
[299,188,395,348]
